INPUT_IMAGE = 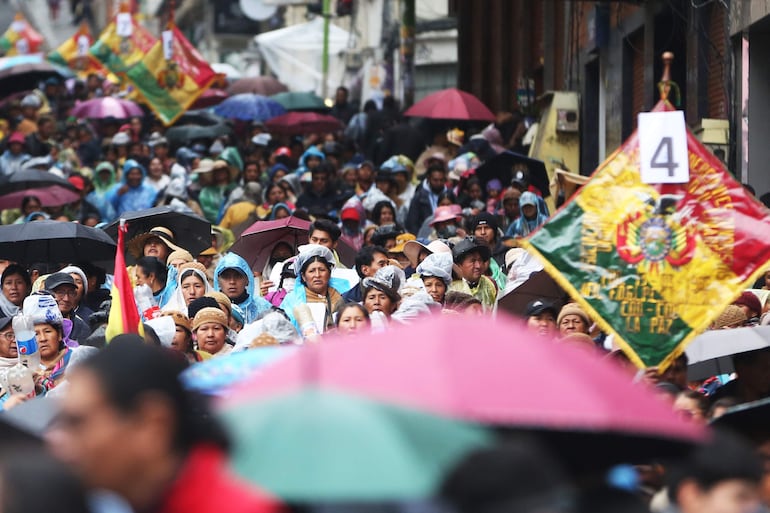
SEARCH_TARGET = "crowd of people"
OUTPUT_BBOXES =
[2,71,770,513]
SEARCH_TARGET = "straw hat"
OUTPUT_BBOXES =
[127,226,184,259]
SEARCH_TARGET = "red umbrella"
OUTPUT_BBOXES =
[227,76,288,96]
[404,88,495,121]
[190,88,229,110]
[0,170,80,210]
[264,111,343,135]
[69,97,144,119]
[229,216,311,272]
[228,315,706,469]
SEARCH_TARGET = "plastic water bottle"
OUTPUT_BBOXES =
[369,311,388,333]
[6,363,35,398]
[293,304,320,343]
[12,314,40,370]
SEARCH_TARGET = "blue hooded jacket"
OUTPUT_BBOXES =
[106,159,158,216]
[213,253,271,324]
[293,146,325,177]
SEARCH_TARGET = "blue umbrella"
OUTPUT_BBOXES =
[213,93,286,121]
[181,346,295,395]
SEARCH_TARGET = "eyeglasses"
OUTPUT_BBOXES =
[0,332,15,341]
[54,289,77,298]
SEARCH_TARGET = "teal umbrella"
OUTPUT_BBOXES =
[219,387,492,502]
[271,91,328,111]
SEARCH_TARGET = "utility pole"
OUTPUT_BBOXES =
[321,0,331,100]
[400,0,415,108]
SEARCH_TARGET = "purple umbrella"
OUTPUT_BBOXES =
[69,97,144,119]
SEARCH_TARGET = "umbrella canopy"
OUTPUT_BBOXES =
[103,206,211,258]
[229,315,706,471]
[229,216,310,272]
[497,271,568,318]
[165,109,232,144]
[181,346,295,395]
[69,97,144,119]
[0,221,117,265]
[404,88,495,121]
[264,111,343,135]
[190,88,229,110]
[213,93,286,121]
[686,325,770,380]
[0,54,73,95]
[220,386,492,502]
[0,170,80,210]
[226,76,288,96]
[710,397,770,439]
[270,91,327,111]
[475,150,551,199]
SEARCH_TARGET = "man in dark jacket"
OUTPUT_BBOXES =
[406,163,449,234]
[342,245,389,303]
[296,163,351,217]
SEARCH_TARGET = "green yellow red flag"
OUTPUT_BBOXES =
[89,11,156,77]
[123,25,217,125]
[48,24,106,79]
[105,220,144,342]
[0,13,43,56]
[521,98,770,371]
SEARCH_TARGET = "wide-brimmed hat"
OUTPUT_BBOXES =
[212,159,239,182]
[403,239,451,269]
[127,226,184,259]
[390,233,416,254]
[429,206,462,226]
[451,237,491,264]
[362,265,402,304]
[192,158,216,174]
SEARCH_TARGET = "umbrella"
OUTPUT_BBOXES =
[264,111,343,135]
[226,76,288,96]
[0,54,74,95]
[103,206,211,257]
[211,62,243,81]
[165,109,232,144]
[475,150,551,199]
[230,315,706,472]
[686,325,770,380]
[710,397,770,439]
[213,93,286,121]
[69,97,144,119]
[229,216,310,271]
[496,271,568,318]
[181,346,295,395]
[270,91,327,111]
[0,221,117,265]
[220,386,492,502]
[404,88,495,121]
[190,88,229,110]
[0,170,80,210]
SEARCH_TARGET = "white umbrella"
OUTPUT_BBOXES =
[686,325,770,380]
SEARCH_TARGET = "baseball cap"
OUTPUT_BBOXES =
[44,272,76,291]
[525,299,558,318]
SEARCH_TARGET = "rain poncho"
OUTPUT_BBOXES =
[105,160,158,217]
[505,191,549,238]
[87,162,117,222]
[449,275,498,310]
[213,253,271,324]
[234,311,300,350]
[391,292,439,324]
[415,252,453,285]
[293,146,325,176]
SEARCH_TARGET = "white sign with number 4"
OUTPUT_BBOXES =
[638,110,690,184]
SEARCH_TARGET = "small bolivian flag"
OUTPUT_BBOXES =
[105,220,144,343]
[0,13,43,56]
[521,97,770,372]
[124,24,217,125]
[48,23,105,78]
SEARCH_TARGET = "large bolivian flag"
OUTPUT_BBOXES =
[105,220,144,342]
[0,14,43,56]
[124,24,217,125]
[521,98,770,371]
[48,24,106,78]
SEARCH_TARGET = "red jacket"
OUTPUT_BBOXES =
[156,445,281,513]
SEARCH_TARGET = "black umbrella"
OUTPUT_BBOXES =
[475,151,551,199]
[0,55,73,96]
[0,221,116,267]
[165,110,232,145]
[0,170,80,210]
[103,206,211,257]
[497,270,568,318]
[710,397,770,442]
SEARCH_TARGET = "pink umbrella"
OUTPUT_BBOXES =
[228,315,706,468]
[229,216,311,272]
[190,88,229,110]
[69,97,144,119]
[265,111,343,135]
[404,88,495,121]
